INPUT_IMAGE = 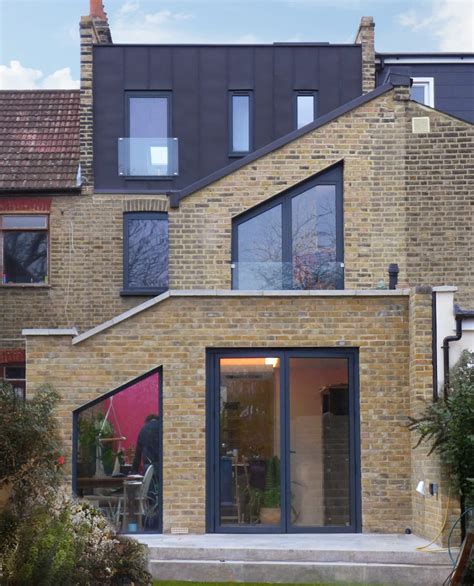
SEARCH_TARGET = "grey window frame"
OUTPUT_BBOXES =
[294,91,319,129]
[231,164,344,290]
[122,211,169,296]
[124,91,173,180]
[229,91,253,156]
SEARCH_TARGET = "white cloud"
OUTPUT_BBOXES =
[42,68,80,90]
[0,60,79,90]
[112,0,263,44]
[398,0,474,52]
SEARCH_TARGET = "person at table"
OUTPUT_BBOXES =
[131,414,160,474]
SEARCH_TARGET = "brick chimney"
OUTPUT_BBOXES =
[79,1,112,193]
[355,16,375,94]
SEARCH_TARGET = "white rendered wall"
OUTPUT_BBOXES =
[435,287,474,394]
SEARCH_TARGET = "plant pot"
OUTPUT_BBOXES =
[259,507,281,525]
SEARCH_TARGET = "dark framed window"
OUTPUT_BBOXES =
[232,165,343,290]
[229,91,252,155]
[122,212,169,296]
[72,367,163,534]
[206,348,361,534]
[295,91,318,129]
[126,92,171,139]
[0,214,48,285]
[121,92,175,177]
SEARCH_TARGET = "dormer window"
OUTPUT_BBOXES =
[295,91,319,129]
[410,78,434,108]
[230,91,252,155]
[118,92,178,177]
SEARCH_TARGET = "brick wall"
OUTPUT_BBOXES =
[26,292,412,534]
[405,104,474,307]
[0,195,168,340]
[409,287,460,544]
[169,89,473,305]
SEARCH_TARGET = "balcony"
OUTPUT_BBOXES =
[118,137,179,177]
[231,260,344,291]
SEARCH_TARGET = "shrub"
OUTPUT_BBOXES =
[408,350,474,508]
[0,382,152,586]
[0,384,63,514]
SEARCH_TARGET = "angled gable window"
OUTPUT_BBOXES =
[0,214,48,285]
[122,212,168,296]
[410,78,434,108]
[232,166,343,290]
[295,91,319,129]
[230,92,252,155]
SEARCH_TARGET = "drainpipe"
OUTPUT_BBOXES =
[442,305,474,399]
[388,263,399,290]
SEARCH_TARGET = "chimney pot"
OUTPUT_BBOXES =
[90,0,107,20]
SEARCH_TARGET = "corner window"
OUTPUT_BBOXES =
[0,215,48,285]
[230,92,252,154]
[232,165,343,290]
[410,78,434,108]
[295,92,318,129]
[119,92,178,177]
[122,212,168,295]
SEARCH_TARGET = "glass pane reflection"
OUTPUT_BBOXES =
[127,218,168,289]
[219,357,281,526]
[75,372,160,533]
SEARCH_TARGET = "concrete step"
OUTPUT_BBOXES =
[149,558,453,585]
[148,545,450,566]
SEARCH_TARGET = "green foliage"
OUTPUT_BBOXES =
[263,456,280,508]
[0,382,152,586]
[0,383,63,512]
[2,507,77,586]
[408,350,474,507]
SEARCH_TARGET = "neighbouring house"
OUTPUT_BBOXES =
[0,89,80,398]
[1,0,473,545]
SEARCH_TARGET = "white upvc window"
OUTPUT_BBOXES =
[410,77,435,108]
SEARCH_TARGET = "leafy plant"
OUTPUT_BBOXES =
[0,383,63,514]
[408,350,474,508]
[263,456,280,508]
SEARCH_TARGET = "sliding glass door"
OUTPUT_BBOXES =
[207,349,360,533]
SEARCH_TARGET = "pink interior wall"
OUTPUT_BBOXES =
[100,372,159,453]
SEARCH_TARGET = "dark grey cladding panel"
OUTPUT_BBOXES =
[93,44,362,192]
[377,63,474,123]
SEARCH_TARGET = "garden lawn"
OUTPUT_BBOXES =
[153,582,367,585]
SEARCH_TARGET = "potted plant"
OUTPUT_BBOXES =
[259,455,281,524]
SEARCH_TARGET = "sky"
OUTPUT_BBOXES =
[0,0,473,90]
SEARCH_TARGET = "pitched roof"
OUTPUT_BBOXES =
[0,90,80,192]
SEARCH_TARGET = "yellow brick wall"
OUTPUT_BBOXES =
[26,292,413,535]
[409,287,460,545]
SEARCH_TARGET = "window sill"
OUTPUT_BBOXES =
[0,283,50,289]
[120,175,176,181]
[120,288,168,297]
[228,153,249,158]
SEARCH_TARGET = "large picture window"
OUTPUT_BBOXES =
[122,212,169,295]
[0,214,48,285]
[232,165,343,290]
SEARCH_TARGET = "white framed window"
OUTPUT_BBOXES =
[410,77,434,108]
